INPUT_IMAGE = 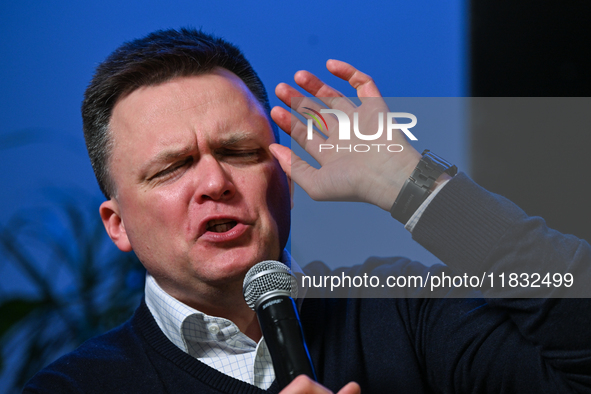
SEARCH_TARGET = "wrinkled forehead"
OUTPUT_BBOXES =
[109,68,273,141]
[106,70,276,184]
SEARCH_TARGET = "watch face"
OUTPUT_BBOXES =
[423,152,458,177]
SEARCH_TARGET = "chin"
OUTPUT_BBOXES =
[199,250,264,283]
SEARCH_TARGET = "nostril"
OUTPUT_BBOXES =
[199,187,233,203]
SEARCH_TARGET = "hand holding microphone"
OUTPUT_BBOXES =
[280,376,361,394]
[243,261,361,393]
[243,260,317,388]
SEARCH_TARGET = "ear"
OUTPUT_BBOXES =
[99,199,133,252]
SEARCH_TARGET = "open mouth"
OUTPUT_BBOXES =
[206,219,238,233]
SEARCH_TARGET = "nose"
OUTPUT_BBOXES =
[194,156,235,203]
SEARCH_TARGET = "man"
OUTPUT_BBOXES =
[24,28,591,393]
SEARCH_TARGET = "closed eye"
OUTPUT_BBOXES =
[219,149,263,162]
[149,157,193,181]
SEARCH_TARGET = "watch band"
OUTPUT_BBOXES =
[390,150,457,224]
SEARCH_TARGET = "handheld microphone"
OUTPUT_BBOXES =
[243,260,317,389]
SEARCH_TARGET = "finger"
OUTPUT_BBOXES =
[296,100,334,138]
[326,59,382,98]
[275,82,305,109]
[271,105,326,145]
[278,374,334,394]
[275,84,339,140]
[270,106,292,137]
[275,83,344,139]
[294,69,344,98]
[269,143,322,200]
[271,106,332,164]
[293,71,357,112]
[276,82,329,115]
[268,143,292,178]
[336,382,361,394]
[268,143,295,209]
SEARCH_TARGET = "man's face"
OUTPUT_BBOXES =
[101,69,291,305]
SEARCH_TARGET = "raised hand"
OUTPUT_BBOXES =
[270,60,421,212]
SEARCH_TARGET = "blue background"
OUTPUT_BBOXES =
[0,0,466,387]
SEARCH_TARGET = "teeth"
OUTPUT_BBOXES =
[206,219,237,233]
[210,223,233,233]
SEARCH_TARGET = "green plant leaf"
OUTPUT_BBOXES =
[0,298,46,338]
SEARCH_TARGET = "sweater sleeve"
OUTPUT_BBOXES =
[411,172,591,392]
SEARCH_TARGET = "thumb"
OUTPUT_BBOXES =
[269,143,320,199]
[337,381,361,394]
[269,143,292,178]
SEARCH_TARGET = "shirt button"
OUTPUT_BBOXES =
[208,325,220,334]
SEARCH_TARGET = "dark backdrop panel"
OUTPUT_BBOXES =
[470,0,591,241]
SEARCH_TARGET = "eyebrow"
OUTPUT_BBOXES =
[217,133,255,147]
[140,145,194,179]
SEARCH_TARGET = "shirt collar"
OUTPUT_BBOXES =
[145,250,305,352]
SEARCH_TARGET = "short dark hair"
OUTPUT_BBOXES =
[82,28,278,199]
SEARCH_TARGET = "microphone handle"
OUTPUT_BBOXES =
[256,295,317,388]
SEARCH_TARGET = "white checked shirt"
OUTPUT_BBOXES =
[145,250,304,389]
[144,181,447,389]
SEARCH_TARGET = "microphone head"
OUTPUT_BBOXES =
[243,260,298,310]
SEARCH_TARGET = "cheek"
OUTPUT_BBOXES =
[119,182,194,240]
[233,163,290,247]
